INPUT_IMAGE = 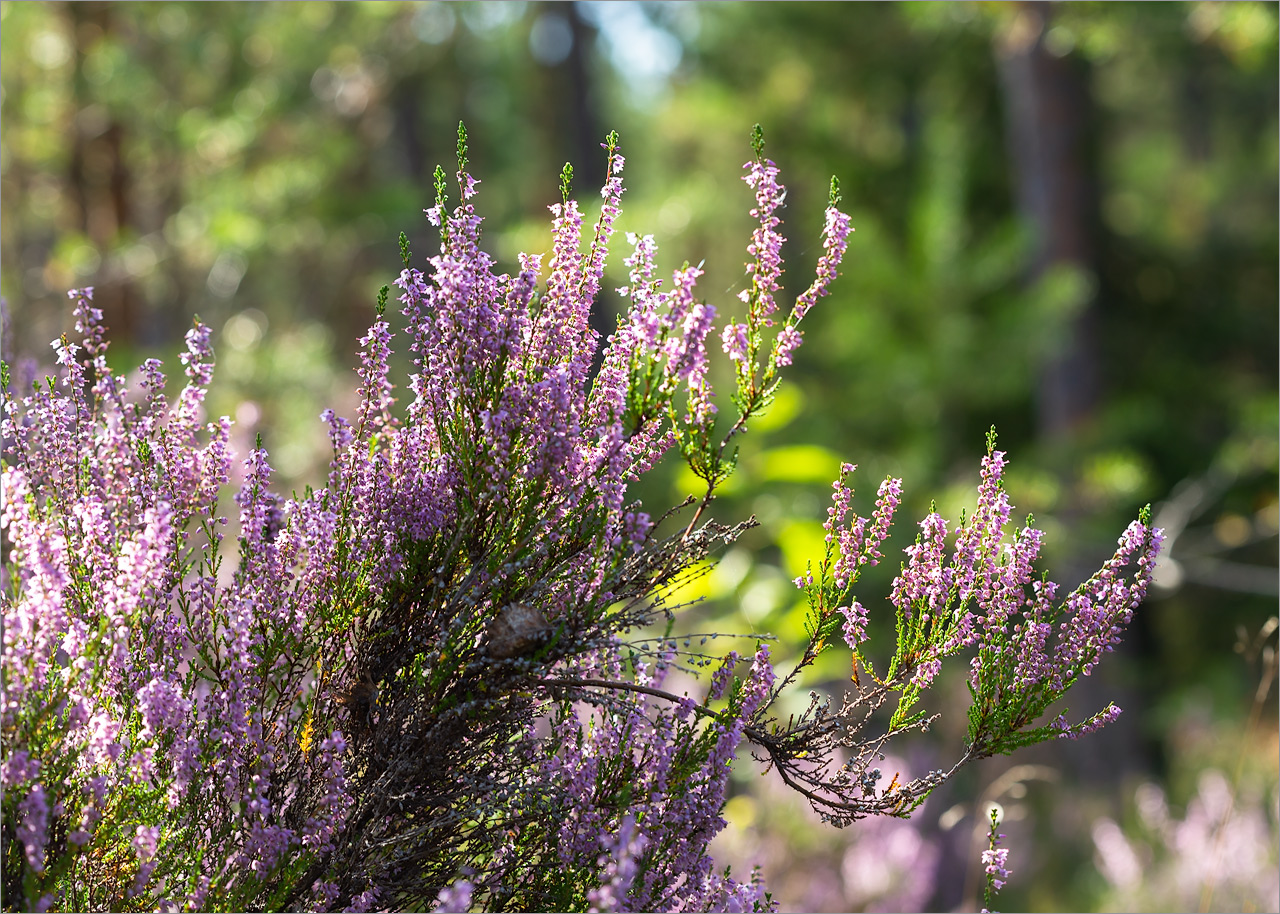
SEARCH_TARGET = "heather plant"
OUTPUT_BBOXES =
[2,124,1162,913]
[1091,618,1279,914]
[1091,769,1280,913]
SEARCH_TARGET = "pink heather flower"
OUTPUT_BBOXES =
[793,205,854,322]
[865,476,902,565]
[623,510,652,551]
[1048,519,1161,692]
[86,710,124,767]
[822,466,901,592]
[582,147,625,304]
[740,158,787,319]
[4,132,1166,914]
[301,732,352,855]
[667,266,716,381]
[826,512,858,587]
[839,601,869,649]
[621,231,658,293]
[891,512,952,620]
[952,449,1012,605]
[69,286,104,354]
[835,518,868,590]
[721,320,749,363]
[535,183,595,375]
[774,324,803,367]
[910,654,943,690]
[52,335,81,369]
[982,844,1011,890]
[687,376,718,425]
[322,408,354,452]
[179,320,214,385]
[825,464,858,531]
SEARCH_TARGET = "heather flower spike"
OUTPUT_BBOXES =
[786,427,1161,825]
[1,126,1160,912]
[981,805,1011,913]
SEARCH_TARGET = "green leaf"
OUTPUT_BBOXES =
[758,444,843,486]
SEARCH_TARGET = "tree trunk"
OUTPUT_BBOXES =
[996,1,1101,442]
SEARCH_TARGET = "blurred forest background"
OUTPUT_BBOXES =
[2,2,1276,911]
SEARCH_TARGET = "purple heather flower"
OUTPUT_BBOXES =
[709,651,742,701]
[355,316,397,435]
[581,143,625,307]
[983,844,1011,890]
[823,465,863,589]
[1053,702,1124,740]
[740,644,776,718]
[666,263,716,384]
[312,881,341,910]
[136,676,190,741]
[826,464,858,529]
[69,286,103,345]
[1048,520,1162,693]
[345,885,383,913]
[686,375,719,425]
[17,783,50,873]
[432,879,474,913]
[2,134,1163,914]
[891,512,952,621]
[951,449,1012,607]
[587,814,648,912]
[130,824,161,895]
[1,751,37,789]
